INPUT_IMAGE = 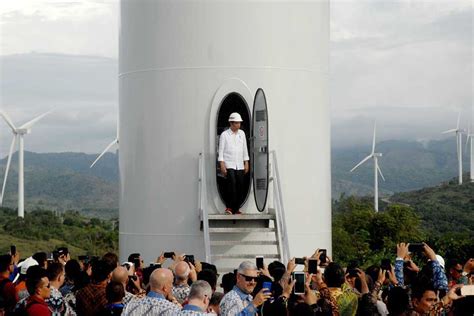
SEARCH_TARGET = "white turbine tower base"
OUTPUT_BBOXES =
[442,112,464,185]
[350,122,385,212]
[0,110,52,217]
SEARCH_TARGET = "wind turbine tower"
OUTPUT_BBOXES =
[350,122,385,212]
[0,110,52,217]
[442,113,464,185]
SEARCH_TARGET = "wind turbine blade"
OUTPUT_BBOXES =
[90,138,118,168]
[0,111,17,131]
[442,129,457,134]
[0,136,16,205]
[456,112,461,130]
[350,154,372,172]
[372,121,377,154]
[19,109,53,130]
[377,164,386,182]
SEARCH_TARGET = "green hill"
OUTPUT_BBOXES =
[391,175,474,238]
[0,151,118,218]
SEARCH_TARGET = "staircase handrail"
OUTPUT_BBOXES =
[198,153,211,263]
[270,150,290,263]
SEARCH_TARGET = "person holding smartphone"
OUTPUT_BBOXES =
[219,261,271,315]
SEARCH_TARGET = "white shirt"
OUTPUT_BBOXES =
[218,129,250,170]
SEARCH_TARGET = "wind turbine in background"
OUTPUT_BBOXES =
[0,110,53,217]
[465,124,473,183]
[442,112,464,185]
[350,121,385,212]
[90,121,119,168]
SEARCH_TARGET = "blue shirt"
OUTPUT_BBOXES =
[219,286,257,316]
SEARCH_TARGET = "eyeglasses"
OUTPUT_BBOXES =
[239,273,258,282]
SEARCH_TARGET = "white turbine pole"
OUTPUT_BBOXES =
[374,156,379,212]
[18,135,24,217]
[457,131,463,185]
[0,136,16,206]
[469,134,474,182]
[350,121,384,212]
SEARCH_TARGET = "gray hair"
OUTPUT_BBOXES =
[237,261,258,274]
[188,280,212,300]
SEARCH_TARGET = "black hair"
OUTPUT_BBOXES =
[324,262,345,288]
[209,291,224,306]
[221,272,236,293]
[32,252,48,268]
[387,287,410,315]
[47,263,64,281]
[102,252,119,271]
[106,281,125,303]
[92,259,112,283]
[268,261,286,282]
[25,266,48,296]
[197,269,218,291]
[0,254,12,273]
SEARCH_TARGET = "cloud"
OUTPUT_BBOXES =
[0,53,117,155]
[0,0,118,57]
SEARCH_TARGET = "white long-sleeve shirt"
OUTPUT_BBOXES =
[218,128,249,170]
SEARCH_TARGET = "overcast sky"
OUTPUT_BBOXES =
[0,0,472,156]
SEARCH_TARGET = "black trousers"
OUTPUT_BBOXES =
[226,169,244,213]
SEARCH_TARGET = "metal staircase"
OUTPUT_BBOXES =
[198,151,290,274]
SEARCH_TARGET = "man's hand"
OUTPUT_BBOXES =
[446,284,464,303]
[220,162,227,177]
[377,267,386,284]
[194,260,202,273]
[156,252,166,265]
[282,280,296,298]
[188,262,197,282]
[252,288,271,307]
[260,264,273,280]
[423,243,437,261]
[388,265,398,286]
[302,275,317,305]
[244,161,249,175]
[287,258,296,274]
[397,243,409,259]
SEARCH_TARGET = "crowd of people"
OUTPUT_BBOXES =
[0,243,473,316]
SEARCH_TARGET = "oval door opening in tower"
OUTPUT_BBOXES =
[216,93,251,211]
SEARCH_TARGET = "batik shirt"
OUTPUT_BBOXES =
[173,284,191,304]
[122,291,181,316]
[177,304,214,315]
[395,259,448,291]
[219,286,257,316]
[46,286,71,315]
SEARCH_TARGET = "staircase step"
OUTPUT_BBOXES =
[209,227,276,233]
[210,240,278,246]
[212,254,280,259]
[208,214,275,220]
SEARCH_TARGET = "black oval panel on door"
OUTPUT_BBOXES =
[251,88,269,212]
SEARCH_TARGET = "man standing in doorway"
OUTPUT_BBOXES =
[218,112,250,214]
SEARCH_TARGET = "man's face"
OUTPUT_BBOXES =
[236,269,258,294]
[37,277,51,299]
[230,121,241,131]
[413,290,437,313]
[450,264,463,279]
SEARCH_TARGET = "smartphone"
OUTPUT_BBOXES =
[308,259,318,274]
[293,272,305,295]
[184,255,195,266]
[262,281,272,293]
[295,258,305,265]
[461,285,474,296]
[10,245,16,256]
[381,259,391,271]
[164,252,175,259]
[408,243,424,253]
[319,249,327,264]
[256,256,264,269]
